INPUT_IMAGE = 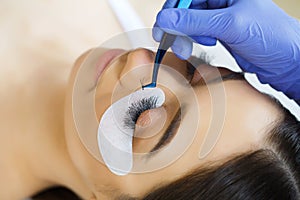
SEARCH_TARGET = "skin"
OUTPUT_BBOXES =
[0,47,281,200]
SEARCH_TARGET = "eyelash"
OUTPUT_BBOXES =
[122,52,211,129]
[186,52,213,79]
[123,96,158,130]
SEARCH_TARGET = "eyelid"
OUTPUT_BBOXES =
[123,96,159,130]
[149,108,181,154]
[188,62,245,86]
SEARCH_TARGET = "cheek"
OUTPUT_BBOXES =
[64,92,126,196]
[64,91,102,180]
[64,64,112,191]
[95,94,112,121]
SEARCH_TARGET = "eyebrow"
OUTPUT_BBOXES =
[147,72,244,155]
[209,72,245,83]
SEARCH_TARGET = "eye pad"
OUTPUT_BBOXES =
[97,88,165,175]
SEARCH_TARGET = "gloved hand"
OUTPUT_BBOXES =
[153,0,300,102]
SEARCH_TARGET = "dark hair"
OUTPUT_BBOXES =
[32,187,81,200]
[141,150,298,200]
[32,101,300,200]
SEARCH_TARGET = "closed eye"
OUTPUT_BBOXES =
[149,108,181,154]
[186,55,245,86]
[147,69,244,156]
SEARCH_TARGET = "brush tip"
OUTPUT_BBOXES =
[142,82,157,90]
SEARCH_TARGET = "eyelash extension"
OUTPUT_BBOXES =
[123,96,158,130]
[139,77,148,87]
[186,62,196,80]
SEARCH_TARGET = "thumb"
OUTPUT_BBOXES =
[156,8,232,40]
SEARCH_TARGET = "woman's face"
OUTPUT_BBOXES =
[64,48,280,198]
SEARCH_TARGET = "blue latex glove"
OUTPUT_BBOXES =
[153,0,300,102]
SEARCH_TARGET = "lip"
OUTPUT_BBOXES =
[95,49,126,81]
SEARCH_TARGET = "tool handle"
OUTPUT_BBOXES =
[142,0,192,89]
[176,0,192,8]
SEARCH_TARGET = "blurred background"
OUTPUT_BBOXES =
[274,0,300,19]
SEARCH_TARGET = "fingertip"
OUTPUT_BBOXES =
[173,52,190,60]
[152,26,164,42]
[171,36,193,60]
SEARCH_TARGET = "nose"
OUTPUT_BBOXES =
[120,48,155,80]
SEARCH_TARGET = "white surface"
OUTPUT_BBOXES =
[98,88,165,176]
[108,0,155,48]
[108,0,144,32]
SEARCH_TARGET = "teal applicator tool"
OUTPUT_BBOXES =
[142,0,193,89]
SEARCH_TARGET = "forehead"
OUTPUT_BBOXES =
[197,79,280,160]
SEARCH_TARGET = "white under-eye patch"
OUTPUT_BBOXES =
[97,88,165,176]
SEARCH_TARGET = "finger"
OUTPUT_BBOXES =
[191,36,217,46]
[162,0,178,9]
[206,0,233,8]
[220,41,262,74]
[230,51,255,72]
[156,8,232,40]
[171,36,193,60]
[190,0,231,9]
[219,40,232,53]
[152,24,164,42]
[153,25,188,43]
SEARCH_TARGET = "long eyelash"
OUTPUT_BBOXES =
[186,62,196,79]
[123,96,158,130]
[198,51,214,64]
[139,77,148,87]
